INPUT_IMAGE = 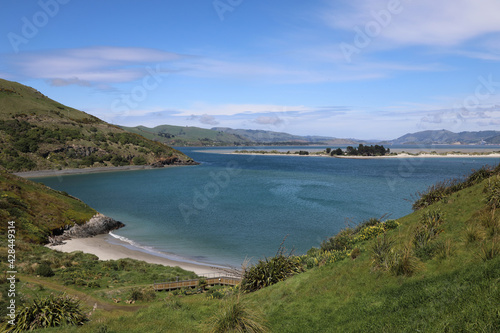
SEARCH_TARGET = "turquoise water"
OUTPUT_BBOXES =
[35,146,500,268]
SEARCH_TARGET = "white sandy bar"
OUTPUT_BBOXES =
[48,234,227,275]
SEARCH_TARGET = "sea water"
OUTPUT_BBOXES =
[34,146,500,268]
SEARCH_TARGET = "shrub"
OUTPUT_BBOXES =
[241,242,304,293]
[129,287,156,302]
[5,294,88,332]
[354,224,385,242]
[132,156,147,165]
[389,245,421,277]
[110,156,129,166]
[207,298,267,333]
[413,210,444,260]
[321,228,354,251]
[383,219,400,230]
[479,240,500,261]
[485,177,500,209]
[350,247,361,260]
[465,224,485,244]
[371,234,394,271]
[36,262,54,277]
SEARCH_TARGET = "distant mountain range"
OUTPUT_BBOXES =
[390,130,500,145]
[121,125,361,146]
[121,125,500,147]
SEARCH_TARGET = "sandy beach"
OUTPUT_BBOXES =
[13,165,157,178]
[48,234,229,276]
[336,152,500,159]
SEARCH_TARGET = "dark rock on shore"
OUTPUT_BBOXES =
[150,156,200,167]
[49,213,124,245]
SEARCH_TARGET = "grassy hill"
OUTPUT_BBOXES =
[121,125,358,147]
[0,78,197,172]
[0,167,97,244]
[120,124,252,146]
[392,129,500,145]
[2,162,499,332]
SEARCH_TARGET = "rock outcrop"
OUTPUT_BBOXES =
[150,156,200,167]
[49,213,124,245]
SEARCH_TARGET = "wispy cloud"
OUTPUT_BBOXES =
[326,0,500,47]
[6,46,188,86]
[188,114,219,125]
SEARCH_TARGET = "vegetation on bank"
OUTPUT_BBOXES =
[0,79,196,172]
[1,162,500,331]
[0,168,97,243]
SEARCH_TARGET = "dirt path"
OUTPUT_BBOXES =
[18,274,144,313]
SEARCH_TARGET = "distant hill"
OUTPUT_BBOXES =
[120,124,252,146]
[121,125,360,146]
[485,135,500,144]
[0,78,197,172]
[391,129,500,145]
[212,127,337,144]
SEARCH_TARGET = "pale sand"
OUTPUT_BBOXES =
[48,234,228,275]
[14,165,156,178]
[336,153,500,159]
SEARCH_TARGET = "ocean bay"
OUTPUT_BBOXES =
[35,146,500,268]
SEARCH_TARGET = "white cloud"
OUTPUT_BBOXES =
[326,0,500,47]
[188,114,219,126]
[8,46,186,85]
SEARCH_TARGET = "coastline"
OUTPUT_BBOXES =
[335,152,500,159]
[230,149,500,159]
[13,165,157,178]
[48,234,229,276]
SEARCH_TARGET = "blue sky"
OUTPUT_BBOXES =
[1,0,499,140]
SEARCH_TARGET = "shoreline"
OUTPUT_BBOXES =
[48,234,230,276]
[230,150,500,159]
[14,165,159,178]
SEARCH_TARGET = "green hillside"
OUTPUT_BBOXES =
[120,124,251,146]
[0,167,96,244]
[2,163,499,332]
[0,79,197,172]
[121,125,354,146]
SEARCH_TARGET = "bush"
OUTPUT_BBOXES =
[321,228,354,251]
[389,245,421,277]
[36,262,54,277]
[132,156,147,165]
[4,294,88,332]
[208,298,267,333]
[485,177,500,208]
[371,234,394,271]
[110,156,129,166]
[241,242,304,293]
[413,210,444,260]
[129,287,156,302]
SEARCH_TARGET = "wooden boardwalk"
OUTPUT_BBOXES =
[153,274,241,292]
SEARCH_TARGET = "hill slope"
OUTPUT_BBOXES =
[392,129,500,144]
[0,167,97,243]
[121,125,358,146]
[0,78,197,172]
[120,124,252,146]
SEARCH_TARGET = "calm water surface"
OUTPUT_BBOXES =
[35,146,500,267]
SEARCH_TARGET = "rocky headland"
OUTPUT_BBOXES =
[49,213,125,245]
